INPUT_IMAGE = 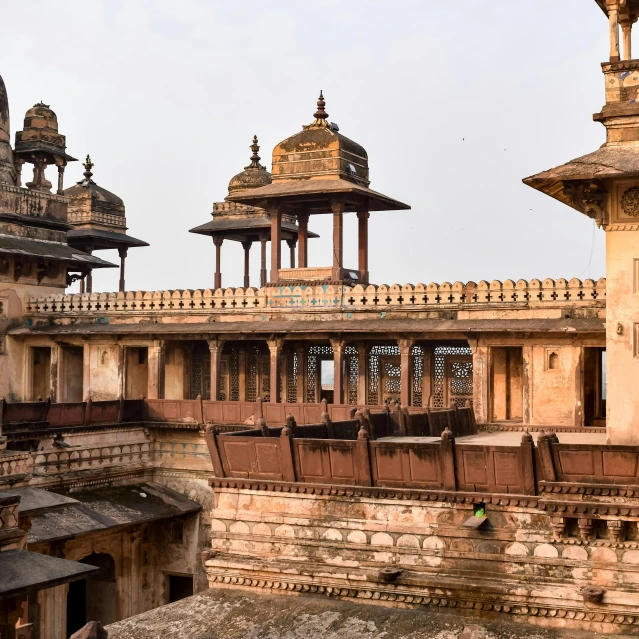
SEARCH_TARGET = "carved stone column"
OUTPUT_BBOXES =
[297,212,309,268]
[50,343,60,403]
[259,232,268,288]
[208,339,224,401]
[241,241,251,289]
[267,339,283,403]
[610,4,620,62]
[118,247,128,293]
[238,348,247,401]
[398,338,414,407]
[357,209,369,283]
[357,344,368,406]
[471,343,489,424]
[331,199,344,281]
[331,338,346,404]
[148,340,165,399]
[213,236,223,289]
[82,340,91,400]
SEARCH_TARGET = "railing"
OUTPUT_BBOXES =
[538,435,639,486]
[23,278,606,316]
[207,419,530,494]
[32,441,151,476]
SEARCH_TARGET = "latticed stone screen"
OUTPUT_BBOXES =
[287,351,298,403]
[432,346,473,408]
[367,345,400,405]
[306,345,333,403]
[345,345,357,405]
[190,342,210,399]
[412,345,424,407]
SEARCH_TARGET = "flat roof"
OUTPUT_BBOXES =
[10,317,606,338]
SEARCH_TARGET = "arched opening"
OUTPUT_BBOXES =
[548,352,559,370]
[66,552,117,637]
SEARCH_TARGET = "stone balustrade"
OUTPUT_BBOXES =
[32,441,151,476]
[0,451,32,479]
[23,278,606,316]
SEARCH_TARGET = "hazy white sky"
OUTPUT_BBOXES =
[4,0,609,292]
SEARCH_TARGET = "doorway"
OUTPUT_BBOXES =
[167,574,193,603]
[125,347,149,399]
[61,347,84,402]
[31,347,51,400]
[584,347,606,426]
[66,553,117,637]
[491,346,523,422]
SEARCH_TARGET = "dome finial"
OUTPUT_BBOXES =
[80,154,94,186]
[313,90,328,121]
[248,135,261,169]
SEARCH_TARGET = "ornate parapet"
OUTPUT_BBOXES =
[22,278,606,318]
[24,286,267,315]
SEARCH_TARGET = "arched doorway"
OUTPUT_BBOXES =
[66,552,117,637]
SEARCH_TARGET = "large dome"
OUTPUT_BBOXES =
[271,92,369,187]
[0,74,16,185]
[227,136,271,194]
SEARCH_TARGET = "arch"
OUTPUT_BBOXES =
[66,552,117,636]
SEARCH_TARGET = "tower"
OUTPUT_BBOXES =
[524,0,639,443]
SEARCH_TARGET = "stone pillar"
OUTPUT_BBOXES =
[50,343,59,403]
[238,348,247,401]
[208,339,224,401]
[610,4,620,62]
[298,212,309,268]
[213,236,223,289]
[398,339,414,407]
[241,241,251,289]
[331,339,346,405]
[357,209,369,282]
[296,345,306,403]
[82,341,91,400]
[118,247,128,293]
[269,207,282,283]
[85,243,94,294]
[331,200,344,281]
[259,233,268,288]
[56,164,65,195]
[267,339,283,403]
[357,344,368,405]
[117,343,125,399]
[522,344,533,426]
[286,238,297,268]
[148,340,165,399]
[471,343,489,424]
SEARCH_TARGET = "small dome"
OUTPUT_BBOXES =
[227,135,271,193]
[23,102,58,132]
[271,91,369,186]
[64,155,125,212]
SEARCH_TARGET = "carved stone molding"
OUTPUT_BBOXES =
[205,572,639,627]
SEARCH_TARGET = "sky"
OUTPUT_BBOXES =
[3,0,609,293]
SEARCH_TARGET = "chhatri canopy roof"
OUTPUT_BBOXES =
[227,93,410,214]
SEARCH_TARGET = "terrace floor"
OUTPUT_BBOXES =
[381,431,608,445]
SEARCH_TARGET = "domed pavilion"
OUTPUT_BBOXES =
[64,156,148,293]
[190,136,317,288]
[226,92,410,285]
